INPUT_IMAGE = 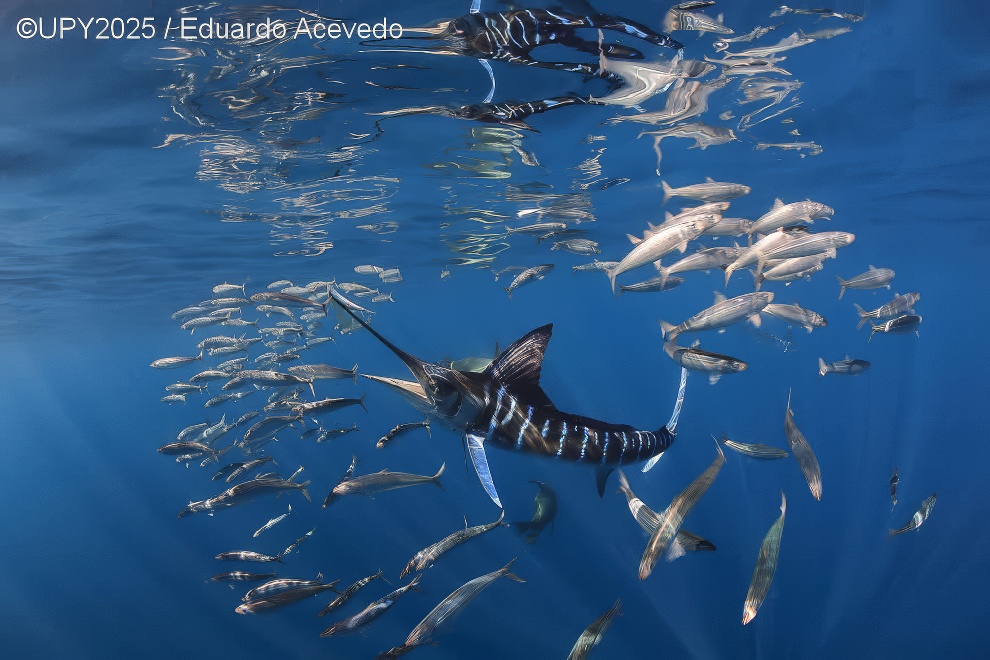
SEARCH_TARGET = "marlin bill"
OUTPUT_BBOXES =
[327,288,688,508]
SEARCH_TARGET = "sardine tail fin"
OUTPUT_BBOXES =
[351,364,359,384]
[299,481,312,502]
[432,462,446,489]
[661,180,673,204]
[359,394,367,412]
[818,358,827,376]
[837,276,847,299]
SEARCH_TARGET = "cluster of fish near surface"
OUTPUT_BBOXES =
[153,280,646,655]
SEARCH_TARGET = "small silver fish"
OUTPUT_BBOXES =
[662,178,750,203]
[784,391,822,501]
[639,442,725,580]
[837,266,895,299]
[323,464,445,506]
[720,434,789,460]
[869,314,922,342]
[818,356,870,376]
[742,491,786,625]
[890,494,936,536]
[855,293,920,329]
[551,239,601,255]
[567,599,623,660]
[151,352,203,369]
[252,505,291,538]
[504,264,554,299]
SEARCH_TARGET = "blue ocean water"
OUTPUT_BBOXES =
[1,0,988,657]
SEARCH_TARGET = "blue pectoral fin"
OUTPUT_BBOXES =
[466,430,502,508]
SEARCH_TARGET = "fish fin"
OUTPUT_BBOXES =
[772,198,784,209]
[659,320,677,340]
[678,240,688,253]
[351,364,359,384]
[854,304,868,329]
[818,358,827,376]
[641,453,663,473]
[713,290,727,304]
[595,466,615,498]
[616,469,631,496]
[665,211,674,224]
[661,180,673,204]
[626,233,643,245]
[359,394,367,412]
[748,313,762,328]
[487,324,553,390]
[708,373,721,385]
[666,534,687,562]
[504,286,512,300]
[299,481,312,502]
[836,276,847,299]
[465,430,501,507]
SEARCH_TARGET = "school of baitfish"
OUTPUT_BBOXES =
[147,2,934,656]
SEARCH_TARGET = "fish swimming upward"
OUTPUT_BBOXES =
[328,288,688,508]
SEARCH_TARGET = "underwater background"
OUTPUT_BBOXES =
[1,0,988,657]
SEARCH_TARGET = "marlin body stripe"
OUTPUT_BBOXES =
[329,288,686,508]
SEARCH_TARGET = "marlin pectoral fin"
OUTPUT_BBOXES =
[595,466,615,498]
[466,429,502,508]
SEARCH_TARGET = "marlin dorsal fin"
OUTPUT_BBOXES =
[488,324,553,389]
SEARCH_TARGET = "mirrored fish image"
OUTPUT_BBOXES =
[4,2,975,657]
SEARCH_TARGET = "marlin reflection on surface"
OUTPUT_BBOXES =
[371,95,589,132]
[370,6,683,81]
[328,289,688,508]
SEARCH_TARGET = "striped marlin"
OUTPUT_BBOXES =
[329,289,687,508]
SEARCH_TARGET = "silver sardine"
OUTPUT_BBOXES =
[837,265,895,299]
[742,491,786,625]
[323,464,445,506]
[784,391,822,500]
[400,511,505,578]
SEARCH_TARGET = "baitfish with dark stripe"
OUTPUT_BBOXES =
[890,494,936,536]
[616,470,715,561]
[720,434,789,460]
[328,288,686,508]
[378,419,431,448]
[784,391,822,501]
[320,575,422,637]
[639,442,725,580]
[323,464,445,506]
[374,560,524,659]
[401,511,505,578]
[318,570,384,618]
[742,491,786,625]
[890,468,899,508]
[566,598,623,660]
[211,572,278,582]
